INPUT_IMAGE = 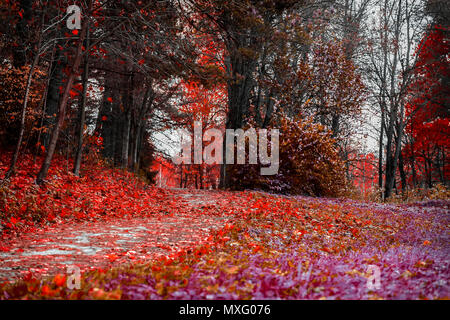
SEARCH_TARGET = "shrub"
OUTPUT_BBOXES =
[228,116,349,197]
[362,183,450,203]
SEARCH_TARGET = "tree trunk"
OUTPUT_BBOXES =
[179,164,183,188]
[4,45,40,180]
[73,27,90,176]
[385,109,405,199]
[121,70,134,169]
[36,14,89,185]
[219,47,257,189]
[378,109,384,190]
[199,166,204,189]
[398,151,407,193]
[97,75,116,160]
[43,39,66,149]
[121,107,131,169]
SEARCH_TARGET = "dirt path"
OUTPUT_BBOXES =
[0,190,228,283]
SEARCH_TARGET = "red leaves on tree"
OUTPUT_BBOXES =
[403,25,450,185]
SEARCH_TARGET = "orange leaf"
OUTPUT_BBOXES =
[53,274,66,287]
[224,266,239,275]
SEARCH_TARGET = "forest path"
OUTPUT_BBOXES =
[0,189,229,283]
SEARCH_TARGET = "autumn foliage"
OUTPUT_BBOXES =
[0,0,448,304]
[229,116,348,196]
[0,151,169,236]
[402,25,450,187]
[0,63,45,149]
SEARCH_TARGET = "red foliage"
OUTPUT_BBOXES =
[348,153,378,197]
[0,151,172,237]
[403,25,450,186]
[151,155,179,188]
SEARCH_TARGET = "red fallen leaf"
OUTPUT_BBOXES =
[101,115,108,121]
[10,217,19,225]
[107,97,113,103]
[107,254,119,262]
[20,204,27,213]
[72,29,79,35]
[0,246,10,252]
[53,274,66,287]
[89,288,106,299]
[41,285,51,296]
[252,245,262,253]
[138,59,145,65]
[28,283,39,293]
[41,285,59,297]
[321,246,332,253]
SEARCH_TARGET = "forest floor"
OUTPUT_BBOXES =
[0,152,449,299]
[0,190,229,283]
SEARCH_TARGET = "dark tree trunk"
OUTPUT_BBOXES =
[43,44,66,149]
[199,166,203,189]
[378,109,384,190]
[36,14,89,185]
[398,151,407,192]
[219,47,257,189]
[179,164,183,188]
[121,107,131,169]
[411,154,417,188]
[97,75,116,160]
[331,113,340,138]
[73,27,90,176]
[121,71,134,169]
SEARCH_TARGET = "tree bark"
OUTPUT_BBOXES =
[398,150,407,192]
[121,107,131,169]
[36,13,89,185]
[73,27,90,176]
